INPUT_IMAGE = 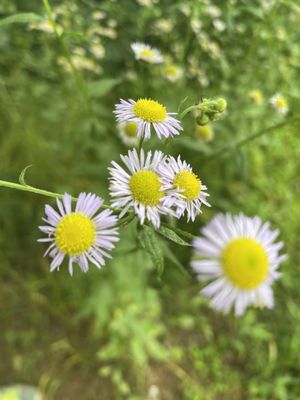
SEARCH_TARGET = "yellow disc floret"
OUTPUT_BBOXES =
[133,98,167,122]
[174,170,201,201]
[129,170,164,206]
[140,48,154,58]
[124,122,137,137]
[55,213,96,256]
[222,238,269,289]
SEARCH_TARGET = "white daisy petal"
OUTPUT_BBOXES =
[191,213,286,316]
[114,98,182,140]
[109,149,174,228]
[38,192,119,275]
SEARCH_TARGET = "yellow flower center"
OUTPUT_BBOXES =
[124,122,137,137]
[140,48,154,58]
[164,65,178,76]
[133,98,167,122]
[195,124,214,142]
[174,170,201,201]
[222,238,269,289]
[275,97,287,109]
[55,213,96,256]
[129,170,164,206]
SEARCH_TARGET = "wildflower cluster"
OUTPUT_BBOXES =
[26,93,287,317]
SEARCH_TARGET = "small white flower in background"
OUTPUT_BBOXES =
[163,64,183,82]
[109,149,174,228]
[191,213,287,316]
[207,5,221,18]
[191,18,202,33]
[137,0,159,7]
[213,19,226,32]
[28,19,63,35]
[90,42,106,59]
[131,42,163,64]
[249,89,264,105]
[92,10,106,20]
[114,98,182,140]
[159,156,210,222]
[147,384,160,400]
[117,122,139,146]
[38,193,119,275]
[195,124,214,142]
[270,94,289,115]
[153,19,174,34]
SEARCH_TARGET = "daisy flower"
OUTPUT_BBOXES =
[114,98,182,140]
[163,64,183,82]
[191,213,287,316]
[270,93,289,115]
[159,156,210,222]
[38,193,119,275]
[117,122,139,147]
[131,42,163,63]
[108,149,173,228]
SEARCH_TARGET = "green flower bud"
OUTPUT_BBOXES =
[196,113,210,126]
[216,98,227,112]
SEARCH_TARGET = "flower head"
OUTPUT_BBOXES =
[159,156,210,222]
[38,193,119,275]
[249,89,263,105]
[114,98,182,140]
[109,149,173,228]
[270,93,289,115]
[195,124,214,142]
[131,42,163,63]
[163,64,183,82]
[117,122,139,146]
[191,213,287,316]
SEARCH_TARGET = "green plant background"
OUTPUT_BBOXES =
[0,0,300,399]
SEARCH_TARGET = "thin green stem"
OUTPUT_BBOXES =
[137,135,145,152]
[204,116,300,163]
[0,180,113,210]
[179,104,198,120]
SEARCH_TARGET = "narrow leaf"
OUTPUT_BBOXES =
[0,13,43,27]
[161,223,196,241]
[19,165,33,186]
[87,78,121,98]
[138,225,164,277]
[158,225,191,246]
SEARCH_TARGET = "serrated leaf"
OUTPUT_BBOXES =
[0,13,43,27]
[138,225,164,277]
[158,225,191,246]
[86,78,121,98]
[19,165,33,186]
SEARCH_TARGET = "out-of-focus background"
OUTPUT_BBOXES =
[0,0,300,399]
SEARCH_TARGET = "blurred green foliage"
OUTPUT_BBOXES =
[0,0,300,399]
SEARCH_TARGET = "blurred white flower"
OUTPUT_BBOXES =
[117,122,139,146]
[213,19,226,32]
[270,94,289,115]
[191,213,286,316]
[131,42,163,64]
[207,5,221,18]
[163,64,183,82]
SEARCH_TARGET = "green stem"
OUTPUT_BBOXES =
[137,135,145,152]
[179,104,198,120]
[0,180,113,210]
[204,116,300,163]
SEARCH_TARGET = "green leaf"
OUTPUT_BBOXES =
[158,225,191,246]
[86,78,121,98]
[0,13,43,27]
[138,225,164,277]
[161,223,196,241]
[18,165,33,186]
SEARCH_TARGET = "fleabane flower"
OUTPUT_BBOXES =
[159,156,210,222]
[114,98,182,140]
[38,193,119,275]
[270,93,289,115]
[191,213,287,316]
[117,122,139,146]
[108,149,173,228]
[131,42,163,63]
